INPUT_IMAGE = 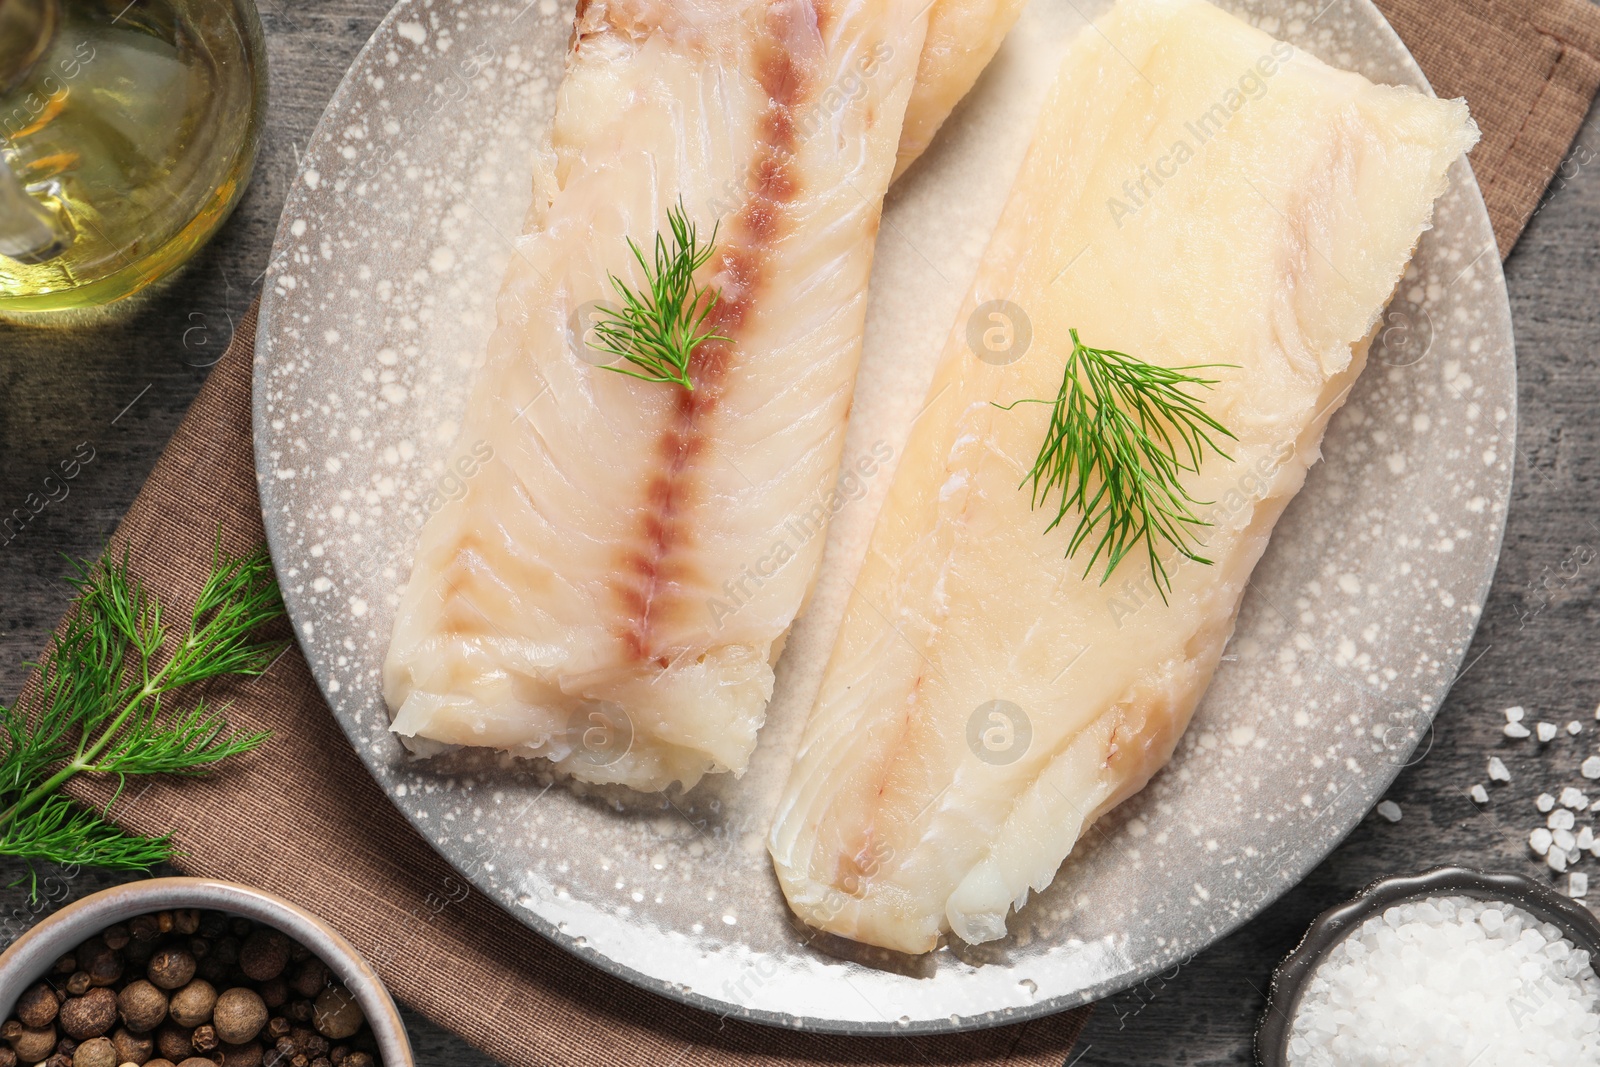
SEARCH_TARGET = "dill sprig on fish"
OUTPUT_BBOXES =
[589,199,728,392]
[994,329,1235,598]
[0,542,283,889]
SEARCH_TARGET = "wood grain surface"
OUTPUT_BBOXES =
[3,3,1598,1065]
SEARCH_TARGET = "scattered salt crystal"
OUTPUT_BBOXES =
[1564,787,1591,810]
[1550,848,1570,872]
[1556,827,1578,852]
[1573,721,1585,735]
[1287,895,1600,1067]
[1575,874,1591,899]
[1551,809,1577,831]
[1376,800,1402,823]
[1532,827,1555,855]
[1488,756,1511,782]
[1505,722,1532,739]
[1540,722,1560,742]
[1507,706,1527,723]
[1540,793,1558,812]
[1580,827,1594,851]
[1584,756,1600,780]
[1470,784,1489,804]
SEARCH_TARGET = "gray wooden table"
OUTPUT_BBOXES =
[3,2,1597,1064]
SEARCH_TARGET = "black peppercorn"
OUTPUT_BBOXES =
[58,988,117,1040]
[168,981,217,1029]
[10,913,383,1067]
[117,979,168,1033]
[16,983,59,1029]
[255,979,287,1011]
[69,1035,115,1067]
[211,989,266,1047]
[287,961,325,1002]
[156,1022,193,1062]
[289,1030,326,1059]
[76,940,123,990]
[238,933,288,983]
[111,1026,153,1064]
[218,1040,264,1067]
[191,1025,219,1054]
[7,1022,56,1064]
[147,948,197,991]
[308,989,359,1044]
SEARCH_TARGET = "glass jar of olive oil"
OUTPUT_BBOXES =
[0,0,266,314]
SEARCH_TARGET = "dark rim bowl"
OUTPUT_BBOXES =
[1256,865,1600,1066]
[0,876,414,1065]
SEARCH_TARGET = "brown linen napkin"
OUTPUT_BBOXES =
[35,2,1600,1064]
[1375,0,1600,252]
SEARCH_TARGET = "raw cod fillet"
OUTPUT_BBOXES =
[769,0,1479,954]
[894,0,1030,179]
[382,0,948,792]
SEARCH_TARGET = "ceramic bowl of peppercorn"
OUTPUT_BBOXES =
[0,877,412,1067]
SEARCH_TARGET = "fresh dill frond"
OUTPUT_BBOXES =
[994,329,1236,599]
[588,198,728,391]
[0,540,283,887]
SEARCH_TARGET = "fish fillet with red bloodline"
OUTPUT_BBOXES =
[383,0,942,791]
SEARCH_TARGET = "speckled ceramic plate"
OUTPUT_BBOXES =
[253,0,1516,1034]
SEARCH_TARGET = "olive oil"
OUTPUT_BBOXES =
[0,0,265,314]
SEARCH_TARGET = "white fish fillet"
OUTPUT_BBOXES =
[894,0,1030,179]
[382,0,944,792]
[769,0,1478,954]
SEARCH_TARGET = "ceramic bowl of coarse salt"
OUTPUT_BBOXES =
[1257,866,1600,1067]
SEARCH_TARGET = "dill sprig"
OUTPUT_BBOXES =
[995,328,1236,599]
[588,199,728,391]
[0,541,283,889]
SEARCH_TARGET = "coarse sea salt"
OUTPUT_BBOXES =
[1286,895,1600,1067]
